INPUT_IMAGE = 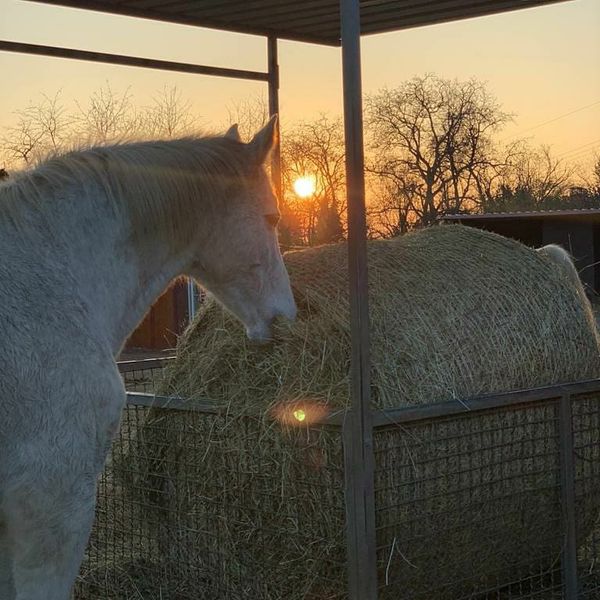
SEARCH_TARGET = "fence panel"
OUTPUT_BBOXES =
[118,357,174,394]
[76,403,347,600]
[374,400,566,599]
[572,392,600,598]
[75,383,600,600]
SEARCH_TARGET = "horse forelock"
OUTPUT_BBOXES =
[0,136,254,247]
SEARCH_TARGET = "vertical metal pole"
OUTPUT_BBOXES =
[340,1,378,599]
[187,279,197,320]
[267,36,282,204]
[558,394,579,599]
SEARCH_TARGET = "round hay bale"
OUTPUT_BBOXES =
[127,225,600,598]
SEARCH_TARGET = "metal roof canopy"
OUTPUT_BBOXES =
[17,0,570,46]
[442,209,600,222]
[1,2,573,599]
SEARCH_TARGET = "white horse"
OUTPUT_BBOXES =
[0,116,296,600]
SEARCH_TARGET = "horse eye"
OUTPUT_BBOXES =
[265,213,280,228]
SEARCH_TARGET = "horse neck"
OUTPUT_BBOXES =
[38,179,198,357]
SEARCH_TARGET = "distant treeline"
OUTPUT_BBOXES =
[2,78,598,244]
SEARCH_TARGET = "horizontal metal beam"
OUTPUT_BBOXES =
[442,209,600,222]
[125,390,348,428]
[126,391,223,413]
[0,40,270,81]
[312,378,600,426]
[124,378,600,428]
[371,378,600,427]
[117,356,175,373]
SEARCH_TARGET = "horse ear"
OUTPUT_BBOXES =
[225,124,242,142]
[248,115,278,164]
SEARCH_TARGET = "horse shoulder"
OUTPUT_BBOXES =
[1,338,124,481]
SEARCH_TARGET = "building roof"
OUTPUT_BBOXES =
[26,0,571,46]
[441,209,600,222]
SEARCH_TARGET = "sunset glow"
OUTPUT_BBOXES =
[293,176,316,198]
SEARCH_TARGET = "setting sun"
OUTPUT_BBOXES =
[293,176,316,198]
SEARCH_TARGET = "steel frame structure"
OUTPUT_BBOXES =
[2,3,578,597]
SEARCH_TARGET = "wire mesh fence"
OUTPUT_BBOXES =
[573,393,600,599]
[375,401,564,599]
[74,376,600,600]
[118,357,174,394]
[75,404,346,600]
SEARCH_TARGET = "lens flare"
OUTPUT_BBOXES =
[271,399,330,427]
[293,409,306,422]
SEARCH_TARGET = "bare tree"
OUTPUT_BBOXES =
[1,112,43,166]
[1,85,205,171]
[281,115,346,245]
[512,145,573,202]
[592,156,600,197]
[1,91,72,167]
[225,96,269,141]
[481,142,575,211]
[366,170,416,237]
[144,86,199,138]
[75,83,143,143]
[366,74,510,229]
[31,92,72,153]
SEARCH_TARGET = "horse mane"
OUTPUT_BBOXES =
[0,136,251,245]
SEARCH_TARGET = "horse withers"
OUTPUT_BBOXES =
[0,116,295,600]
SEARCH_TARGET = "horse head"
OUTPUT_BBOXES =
[188,116,296,342]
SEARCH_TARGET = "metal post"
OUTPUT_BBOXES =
[187,279,197,320]
[267,36,282,204]
[558,394,579,599]
[340,1,378,599]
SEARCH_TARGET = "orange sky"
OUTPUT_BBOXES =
[1,0,599,172]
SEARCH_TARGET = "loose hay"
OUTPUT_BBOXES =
[118,225,600,598]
